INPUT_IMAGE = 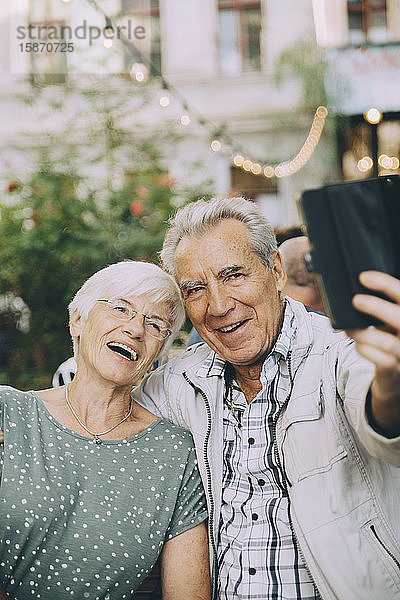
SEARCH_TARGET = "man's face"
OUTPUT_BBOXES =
[174,219,286,369]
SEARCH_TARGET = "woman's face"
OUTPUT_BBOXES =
[70,294,172,388]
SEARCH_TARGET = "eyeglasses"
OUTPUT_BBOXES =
[97,298,171,340]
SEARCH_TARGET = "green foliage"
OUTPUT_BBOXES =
[0,164,207,389]
[273,37,346,175]
[0,76,212,389]
[275,38,328,108]
[0,171,99,388]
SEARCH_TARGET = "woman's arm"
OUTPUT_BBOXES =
[161,522,211,600]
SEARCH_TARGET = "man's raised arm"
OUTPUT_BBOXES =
[347,271,400,438]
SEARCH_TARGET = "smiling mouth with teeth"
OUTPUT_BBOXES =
[107,342,138,361]
[218,320,247,333]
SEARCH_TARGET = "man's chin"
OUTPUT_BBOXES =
[215,345,267,368]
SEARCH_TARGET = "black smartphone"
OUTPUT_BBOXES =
[299,175,400,329]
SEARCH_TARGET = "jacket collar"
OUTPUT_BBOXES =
[196,352,226,379]
[286,297,315,364]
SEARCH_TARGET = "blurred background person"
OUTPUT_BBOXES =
[279,235,324,313]
[0,261,210,600]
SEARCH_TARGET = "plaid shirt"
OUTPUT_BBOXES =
[210,303,320,599]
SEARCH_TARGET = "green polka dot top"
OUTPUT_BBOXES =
[0,387,207,600]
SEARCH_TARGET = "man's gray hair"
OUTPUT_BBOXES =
[68,260,185,359]
[161,197,277,277]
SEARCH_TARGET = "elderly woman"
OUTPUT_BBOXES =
[0,261,210,600]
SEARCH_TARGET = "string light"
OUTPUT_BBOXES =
[357,156,373,172]
[233,155,244,167]
[263,166,274,178]
[251,163,262,175]
[84,0,329,179]
[159,94,171,108]
[391,157,400,170]
[102,15,114,48]
[378,154,391,169]
[364,108,382,125]
[211,140,222,152]
[130,63,148,82]
[104,17,113,36]
[378,154,399,170]
[227,106,328,178]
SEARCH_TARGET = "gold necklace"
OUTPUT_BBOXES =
[65,384,133,444]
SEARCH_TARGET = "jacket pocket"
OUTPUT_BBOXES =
[279,382,352,484]
[296,446,347,482]
[362,519,400,584]
[282,419,348,484]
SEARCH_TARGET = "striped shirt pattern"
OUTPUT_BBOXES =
[205,303,320,599]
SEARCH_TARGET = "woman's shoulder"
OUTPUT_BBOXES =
[156,418,194,438]
[0,387,36,423]
[0,385,32,400]
[153,418,196,452]
[0,386,38,413]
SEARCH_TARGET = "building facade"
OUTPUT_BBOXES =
[313,0,400,181]
[1,0,399,227]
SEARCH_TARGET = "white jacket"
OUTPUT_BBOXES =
[135,298,400,600]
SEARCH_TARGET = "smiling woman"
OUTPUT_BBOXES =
[0,261,211,600]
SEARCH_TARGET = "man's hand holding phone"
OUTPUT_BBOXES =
[347,271,400,438]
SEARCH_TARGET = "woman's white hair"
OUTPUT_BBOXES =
[160,197,277,277]
[68,260,185,359]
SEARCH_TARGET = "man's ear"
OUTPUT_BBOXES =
[271,251,287,292]
[69,310,83,338]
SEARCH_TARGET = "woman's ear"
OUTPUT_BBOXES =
[69,310,83,338]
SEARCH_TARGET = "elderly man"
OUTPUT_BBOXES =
[138,196,400,600]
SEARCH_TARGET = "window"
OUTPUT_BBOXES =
[218,0,262,76]
[121,0,161,76]
[28,20,68,85]
[347,0,387,44]
[25,1,68,84]
[230,166,277,199]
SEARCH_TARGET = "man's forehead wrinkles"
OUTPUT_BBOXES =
[180,264,246,288]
